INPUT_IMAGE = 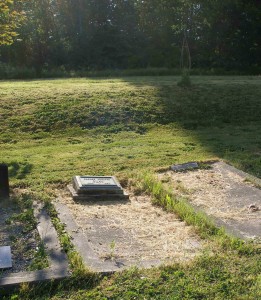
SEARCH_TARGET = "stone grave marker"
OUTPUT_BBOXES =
[68,176,129,201]
[171,162,198,172]
[0,246,12,269]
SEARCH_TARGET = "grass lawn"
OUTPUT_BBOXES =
[0,76,261,299]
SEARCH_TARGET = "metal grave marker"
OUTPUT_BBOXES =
[0,246,12,269]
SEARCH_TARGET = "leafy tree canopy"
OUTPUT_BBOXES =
[0,0,260,72]
[0,0,25,45]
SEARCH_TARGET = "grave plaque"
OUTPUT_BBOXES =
[0,246,12,269]
[68,176,129,201]
[73,176,122,193]
[171,162,199,172]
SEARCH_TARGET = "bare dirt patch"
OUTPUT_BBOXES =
[56,188,202,265]
[158,161,261,240]
[0,198,40,278]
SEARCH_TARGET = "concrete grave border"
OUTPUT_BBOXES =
[210,161,261,240]
[169,161,261,241]
[0,202,69,294]
[54,199,162,274]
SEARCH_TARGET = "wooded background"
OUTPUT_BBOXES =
[1,0,260,74]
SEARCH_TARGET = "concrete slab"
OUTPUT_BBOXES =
[162,161,261,241]
[54,189,201,274]
[212,162,261,240]
[54,200,163,273]
[0,246,12,269]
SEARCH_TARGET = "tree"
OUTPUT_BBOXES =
[0,0,25,45]
[0,0,260,72]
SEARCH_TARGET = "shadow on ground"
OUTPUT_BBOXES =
[120,76,261,178]
[7,161,33,179]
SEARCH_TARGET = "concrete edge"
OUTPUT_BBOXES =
[178,160,260,241]
[217,161,261,187]
[176,195,248,241]
[0,269,68,294]
[33,202,69,271]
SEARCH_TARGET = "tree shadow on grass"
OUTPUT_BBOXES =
[3,76,261,178]
[119,76,261,178]
[7,161,33,179]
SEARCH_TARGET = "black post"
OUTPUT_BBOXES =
[0,164,10,199]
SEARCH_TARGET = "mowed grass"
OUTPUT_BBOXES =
[0,76,261,299]
[1,76,261,185]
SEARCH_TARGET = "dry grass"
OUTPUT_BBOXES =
[56,187,202,263]
[158,163,261,222]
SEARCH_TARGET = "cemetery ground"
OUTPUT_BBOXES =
[0,194,48,275]
[0,76,261,299]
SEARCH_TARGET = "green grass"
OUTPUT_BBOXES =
[0,76,261,299]
[1,76,261,133]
